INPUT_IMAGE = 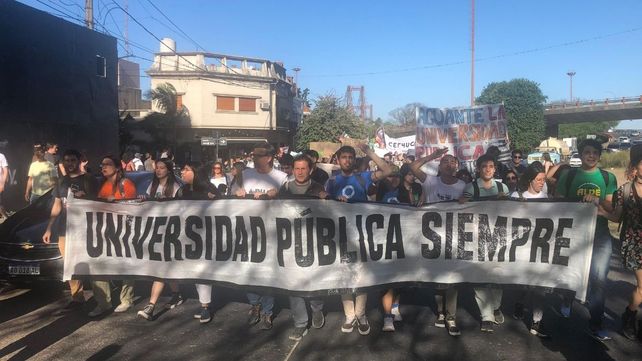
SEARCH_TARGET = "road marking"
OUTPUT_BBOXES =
[0,288,31,301]
[284,339,301,361]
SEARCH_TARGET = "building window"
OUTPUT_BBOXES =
[239,97,256,112]
[176,95,183,111]
[217,96,235,111]
[96,55,106,77]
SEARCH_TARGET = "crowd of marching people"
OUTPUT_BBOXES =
[1,138,641,343]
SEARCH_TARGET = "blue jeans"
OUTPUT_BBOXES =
[587,225,613,329]
[247,292,274,316]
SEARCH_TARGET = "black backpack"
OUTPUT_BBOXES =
[471,180,506,200]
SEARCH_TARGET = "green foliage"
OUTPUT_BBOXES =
[599,149,630,168]
[125,83,190,149]
[559,121,619,140]
[294,95,367,150]
[476,78,547,152]
[297,88,311,108]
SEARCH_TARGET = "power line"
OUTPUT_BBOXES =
[308,25,642,78]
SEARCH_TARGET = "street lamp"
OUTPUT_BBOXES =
[566,71,576,102]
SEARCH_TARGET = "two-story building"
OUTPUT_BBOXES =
[147,39,302,162]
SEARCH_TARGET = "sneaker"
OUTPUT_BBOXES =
[247,304,261,325]
[195,307,211,324]
[590,328,612,341]
[480,320,494,333]
[88,305,111,318]
[382,316,395,332]
[446,316,461,336]
[165,293,184,309]
[259,314,273,330]
[530,321,549,338]
[513,303,525,320]
[435,313,446,328]
[114,302,132,313]
[391,306,403,322]
[288,326,308,341]
[560,304,572,318]
[341,318,356,333]
[312,310,325,329]
[137,303,155,321]
[357,317,371,335]
[493,309,505,324]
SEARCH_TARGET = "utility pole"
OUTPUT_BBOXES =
[567,71,576,102]
[84,0,94,30]
[470,0,475,106]
[124,0,131,55]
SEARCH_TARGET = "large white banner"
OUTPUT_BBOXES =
[415,104,509,175]
[64,198,596,300]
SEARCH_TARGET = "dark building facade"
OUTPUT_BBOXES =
[0,0,119,209]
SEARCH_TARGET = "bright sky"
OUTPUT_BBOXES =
[20,0,642,128]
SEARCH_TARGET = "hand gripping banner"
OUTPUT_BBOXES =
[64,198,596,301]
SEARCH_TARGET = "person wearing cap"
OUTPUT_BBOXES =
[235,142,288,330]
[598,143,642,340]
[409,148,466,336]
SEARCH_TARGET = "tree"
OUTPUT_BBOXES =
[388,102,424,126]
[132,83,190,148]
[297,87,311,108]
[476,78,547,152]
[559,121,619,140]
[294,95,367,150]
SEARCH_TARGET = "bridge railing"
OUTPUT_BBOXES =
[545,95,642,110]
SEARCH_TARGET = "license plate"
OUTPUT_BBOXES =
[8,265,40,275]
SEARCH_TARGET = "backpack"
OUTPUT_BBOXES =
[471,180,505,200]
[564,168,610,198]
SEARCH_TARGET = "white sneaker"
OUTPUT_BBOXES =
[88,305,110,317]
[391,306,403,322]
[382,316,395,332]
[114,303,132,313]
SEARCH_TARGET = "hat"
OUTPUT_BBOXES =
[631,144,642,166]
[134,153,142,158]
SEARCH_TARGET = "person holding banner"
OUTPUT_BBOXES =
[556,139,617,341]
[326,144,391,335]
[176,162,221,324]
[89,155,137,317]
[236,143,288,330]
[137,159,184,322]
[377,163,422,332]
[598,144,642,340]
[461,154,509,333]
[510,162,551,338]
[410,148,465,336]
[279,155,327,340]
[43,149,98,313]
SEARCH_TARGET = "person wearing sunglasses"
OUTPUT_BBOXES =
[509,150,527,178]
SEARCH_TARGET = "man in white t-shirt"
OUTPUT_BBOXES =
[409,147,466,337]
[0,152,9,218]
[410,148,466,204]
[235,143,287,330]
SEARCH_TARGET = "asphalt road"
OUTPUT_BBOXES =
[2,243,642,361]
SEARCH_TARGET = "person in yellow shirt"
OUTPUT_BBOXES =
[25,145,57,204]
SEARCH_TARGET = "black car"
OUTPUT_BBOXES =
[0,172,167,283]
